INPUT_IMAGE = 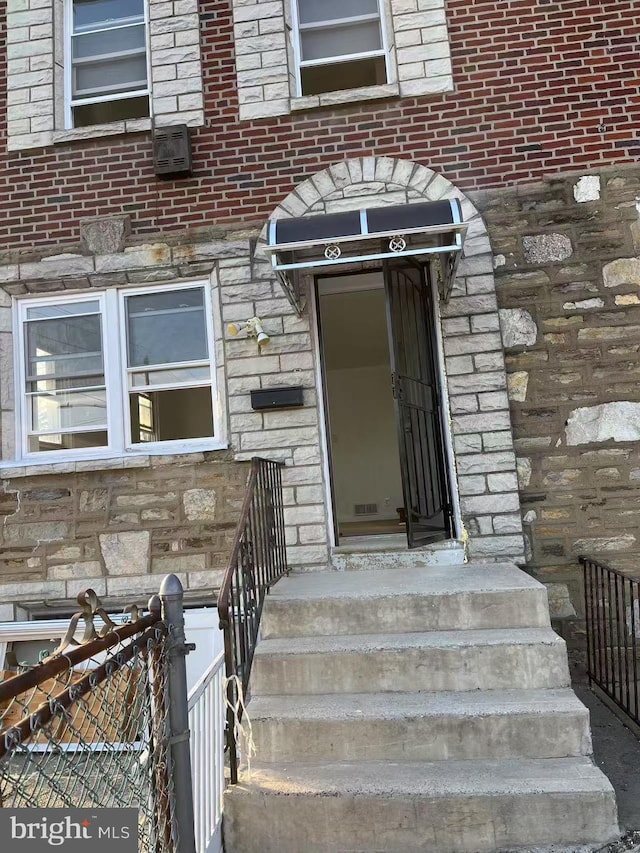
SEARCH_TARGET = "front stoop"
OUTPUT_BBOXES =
[224,562,619,853]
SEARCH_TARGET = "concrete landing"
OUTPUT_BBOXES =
[261,563,552,637]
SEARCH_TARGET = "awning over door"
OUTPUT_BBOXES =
[264,199,467,313]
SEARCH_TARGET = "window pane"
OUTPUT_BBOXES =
[301,21,382,61]
[129,387,214,443]
[29,431,109,453]
[30,389,107,432]
[131,366,211,387]
[25,315,103,383]
[301,55,386,95]
[26,301,99,321]
[126,289,209,368]
[298,0,379,25]
[72,25,146,60]
[73,0,144,32]
[73,96,149,127]
[74,56,148,98]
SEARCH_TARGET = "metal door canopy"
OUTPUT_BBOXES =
[265,199,467,311]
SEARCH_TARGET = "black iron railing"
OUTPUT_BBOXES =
[582,556,640,727]
[217,457,288,783]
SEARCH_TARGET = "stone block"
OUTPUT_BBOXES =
[546,582,577,618]
[99,531,150,576]
[566,402,640,445]
[4,522,69,544]
[499,309,537,348]
[80,215,131,255]
[151,554,207,574]
[573,176,601,203]
[522,234,573,263]
[183,488,217,521]
[467,534,525,558]
[460,492,521,514]
[571,534,636,554]
[492,513,524,534]
[507,371,529,402]
[487,472,519,493]
[602,258,640,289]
[517,458,532,488]
[47,561,102,580]
[79,489,109,513]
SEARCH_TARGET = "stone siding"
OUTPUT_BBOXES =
[476,165,640,618]
[0,220,332,604]
[0,454,250,606]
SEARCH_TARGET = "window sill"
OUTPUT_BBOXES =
[52,118,152,146]
[0,443,229,479]
[290,82,400,113]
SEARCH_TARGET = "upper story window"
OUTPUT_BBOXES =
[68,0,150,128]
[293,0,389,97]
[6,0,204,152]
[16,283,220,460]
[230,0,454,120]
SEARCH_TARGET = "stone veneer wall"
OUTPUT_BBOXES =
[0,219,332,609]
[0,454,249,609]
[473,165,640,626]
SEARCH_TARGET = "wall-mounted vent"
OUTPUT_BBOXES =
[354,503,378,516]
[153,125,192,177]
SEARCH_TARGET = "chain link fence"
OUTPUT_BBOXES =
[0,577,196,853]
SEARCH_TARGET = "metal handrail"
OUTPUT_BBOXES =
[217,457,288,783]
[581,556,640,727]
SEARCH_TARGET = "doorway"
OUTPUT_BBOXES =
[317,261,453,549]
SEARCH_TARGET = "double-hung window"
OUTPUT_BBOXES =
[17,283,219,460]
[67,0,150,128]
[292,0,389,97]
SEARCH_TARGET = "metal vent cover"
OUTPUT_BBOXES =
[354,503,378,516]
[153,124,192,176]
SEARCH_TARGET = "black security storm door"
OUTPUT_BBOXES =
[384,258,453,549]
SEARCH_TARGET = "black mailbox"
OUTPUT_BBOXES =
[250,386,304,411]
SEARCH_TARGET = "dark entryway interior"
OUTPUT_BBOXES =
[317,267,452,547]
[318,274,405,539]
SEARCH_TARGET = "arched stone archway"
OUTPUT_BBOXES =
[263,157,525,563]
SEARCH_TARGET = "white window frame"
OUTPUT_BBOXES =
[14,281,224,463]
[290,0,392,98]
[63,0,152,130]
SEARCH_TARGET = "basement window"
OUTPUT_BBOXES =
[293,0,390,96]
[15,282,220,461]
[67,0,150,128]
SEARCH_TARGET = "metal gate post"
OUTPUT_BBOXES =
[160,573,197,853]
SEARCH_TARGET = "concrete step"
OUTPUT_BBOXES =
[249,688,592,763]
[251,628,570,696]
[331,537,465,570]
[223,757,618,853]
[261,563,551,639]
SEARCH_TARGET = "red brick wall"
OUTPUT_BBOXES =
[0,0,638,251]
